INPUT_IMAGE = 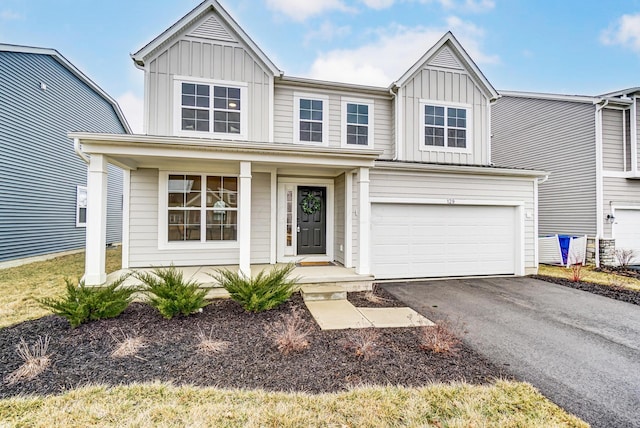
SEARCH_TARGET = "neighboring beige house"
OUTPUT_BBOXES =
[492,89,640,264]
[73,0,546,285]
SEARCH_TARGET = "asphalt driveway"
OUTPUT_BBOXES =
[383,277,640,428]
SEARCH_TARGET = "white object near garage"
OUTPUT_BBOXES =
[612,208,640,263]
[371,201,524,279]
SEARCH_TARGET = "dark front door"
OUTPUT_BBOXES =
[297,186,326,255]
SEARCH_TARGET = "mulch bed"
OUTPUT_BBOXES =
[346,286,407,308]
[531,275,640,306]
[0,293,511,398]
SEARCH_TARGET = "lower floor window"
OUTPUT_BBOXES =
[167,174,238,242]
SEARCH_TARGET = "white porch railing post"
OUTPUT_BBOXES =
[239,161,252,277]
[357,167,371,275]
[85,154,108,285]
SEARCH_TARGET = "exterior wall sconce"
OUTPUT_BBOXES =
[606,214,615,224]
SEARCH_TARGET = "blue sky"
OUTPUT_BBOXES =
[2,0,640,132]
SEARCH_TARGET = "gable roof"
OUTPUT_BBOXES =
[131,0,281,76]
[0,44,131,133]
[393,32,499,100]
[599,87,640,98]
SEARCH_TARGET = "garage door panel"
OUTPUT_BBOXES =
[613,209,640,262]
[372,204,517,279]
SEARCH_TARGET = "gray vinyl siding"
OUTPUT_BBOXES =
[400,69,489,165]
[0,51,126,263]
[334,173,345,265]
[602,108,624,171]
[369,169,537,269]
[603,177,640,238]
[250,172,271,263]
[127,168,271,267]
[273,83,394,153]
[492,96,597,236]
[145,13,272,141]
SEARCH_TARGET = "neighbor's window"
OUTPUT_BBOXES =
[167,174,238,242]
[176,78,246,138]
[422,103,468,149]
[295,93,328,144]
[76,186,87,227]
[343,99,374,147]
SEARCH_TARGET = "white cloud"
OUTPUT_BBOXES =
[116,92,144,134]
[265,0,353,21]
[601,13,640,52]
[0,10,22,21]
[307,17,498,86]
[360,0,396,9]
[304,21,351,45]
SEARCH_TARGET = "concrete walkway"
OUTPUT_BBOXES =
[303,290,434,330]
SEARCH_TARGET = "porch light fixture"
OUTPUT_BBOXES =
[606,214,615,224]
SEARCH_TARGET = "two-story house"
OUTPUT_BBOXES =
[492,90,640,265]
[0,44,129,267]
[72,0,546,285]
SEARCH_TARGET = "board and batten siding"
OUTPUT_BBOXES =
[127,168,271,267]
[602,108,624,172]
[334,173,345,265]
[273,84,394,157]
[369,170,537,269]
[0,51,125,262]
[492,96,597,236]
[603,177,640,238]
[401,69,489,165]
[145,18,272,141]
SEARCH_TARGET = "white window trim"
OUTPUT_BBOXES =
[172,75,248,140]
[158,171,240,250]
[76,185,87,228]
[293,92,329,146]
[418,99,472,154]
[341,97,374,149]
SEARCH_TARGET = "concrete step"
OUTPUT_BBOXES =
[300,284,347,301]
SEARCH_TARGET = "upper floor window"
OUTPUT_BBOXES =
[294,93,328,145]
[342,98,374,148]
[174,77,247,140]
[420,101,470,151]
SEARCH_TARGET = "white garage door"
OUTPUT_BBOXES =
[371,204,518,279]
[613,209,640,262]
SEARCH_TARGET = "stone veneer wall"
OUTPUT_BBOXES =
[599,238,616,267]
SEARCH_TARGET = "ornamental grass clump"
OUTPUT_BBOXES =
[38,275,134,328]
[135,266,208,319]
[211,263,298,313]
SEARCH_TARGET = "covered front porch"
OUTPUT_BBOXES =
[107,263,374,293]
[71,132,380,286]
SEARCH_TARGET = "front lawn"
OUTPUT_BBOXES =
[0,247,122,328]
[0,381,586,427]
[537,264,640,291]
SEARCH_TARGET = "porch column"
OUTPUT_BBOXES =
[85,154,108,285]
[357,167,371,275]
[238,161,252,277]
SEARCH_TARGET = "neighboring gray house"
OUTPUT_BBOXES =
[0,44,130,265]
[492,89,640,264]
[73,0,546,286]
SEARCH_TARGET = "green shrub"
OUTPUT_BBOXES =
[211,264,298,313]
[135,266,208,319]
[38,276,134,328]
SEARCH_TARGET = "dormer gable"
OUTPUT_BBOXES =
[131,0,280,76]
[393,32,497,166]
[133,0,281,140]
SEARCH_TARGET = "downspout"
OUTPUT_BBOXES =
[74,137,90,164]
[389,84,400,160]
[594,99,610,267]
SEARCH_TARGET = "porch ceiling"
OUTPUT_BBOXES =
[69,132,380,171]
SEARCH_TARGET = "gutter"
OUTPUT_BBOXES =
[389,84,399,161]
[74,137,90,164]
